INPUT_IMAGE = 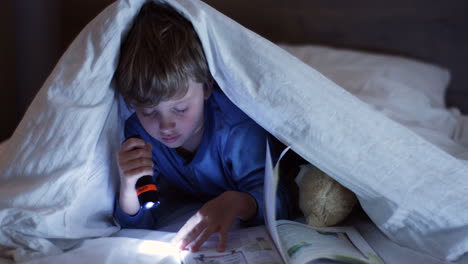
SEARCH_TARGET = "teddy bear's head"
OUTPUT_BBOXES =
[295,164,357,227]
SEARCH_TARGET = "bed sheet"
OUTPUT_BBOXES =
[4,207,466,264]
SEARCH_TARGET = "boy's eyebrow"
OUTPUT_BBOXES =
[141,107,157,114]
[141,98,189,111]
[141,105,157,111]
[174,99,189,105]
[170,97,190,106]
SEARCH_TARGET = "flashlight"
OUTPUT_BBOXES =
[127,135,161,210]
[135,175,160,209]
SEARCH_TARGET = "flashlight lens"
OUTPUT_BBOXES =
[136,176,160,209]
[144,202,155,209]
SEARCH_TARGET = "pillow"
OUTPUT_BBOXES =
[278,44,450,108]
[279,44,468,161]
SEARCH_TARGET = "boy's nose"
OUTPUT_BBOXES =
[159,116,176,131]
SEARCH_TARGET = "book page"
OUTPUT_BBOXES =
[179,225,283,264]
[264,143,291,263]
[275,220,384,264]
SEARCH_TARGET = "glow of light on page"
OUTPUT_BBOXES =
[137,240,179,259]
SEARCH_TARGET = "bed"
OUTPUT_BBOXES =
[1,0,467,263]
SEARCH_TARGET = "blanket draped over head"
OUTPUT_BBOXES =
[0,0,467,262]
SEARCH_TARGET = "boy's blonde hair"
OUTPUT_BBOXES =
[114,1,210,107]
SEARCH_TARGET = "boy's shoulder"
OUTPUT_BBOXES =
[124,112,145,138]
[209,87,254,127]
[125,112,140,127]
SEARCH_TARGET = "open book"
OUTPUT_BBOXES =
[180,144,384,264]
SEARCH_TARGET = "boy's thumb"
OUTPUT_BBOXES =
[146,142,152,151]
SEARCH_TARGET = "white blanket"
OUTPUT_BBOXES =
[0,0,467,262]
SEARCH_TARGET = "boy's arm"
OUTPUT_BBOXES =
[117,137,152,215]
[226,122,291,225]
[113,115,160,229]
[171,122,290,252]
[114,195,158,229]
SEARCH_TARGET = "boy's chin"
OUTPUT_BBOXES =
[162,141,182,149]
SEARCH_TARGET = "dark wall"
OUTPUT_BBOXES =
[0,0,17,142]
[0,0,113,142]
[204,0,468,113]
[12,0,61,122]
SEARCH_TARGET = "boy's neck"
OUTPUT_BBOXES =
[176,122,205,161]
[175,147,196,162]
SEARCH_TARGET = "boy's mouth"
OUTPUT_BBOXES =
[161,135,180,144]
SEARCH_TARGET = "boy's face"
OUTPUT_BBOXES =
[134,79,211,152]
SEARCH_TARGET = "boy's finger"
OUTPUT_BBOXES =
[189,227,214,252]
[123,166,154,179]
[217,231,228,252]
[175,225,203,250]
[121,137,146,151]
[172,216,206,249]
[120,157,153,172]
[145,142,153,152]
[171,225,187,245]
[172,219,191,244]
[119,148,152,163]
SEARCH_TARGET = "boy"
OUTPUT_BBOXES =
[113,1,291,252]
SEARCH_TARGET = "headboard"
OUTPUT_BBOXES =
[204,0,468,113]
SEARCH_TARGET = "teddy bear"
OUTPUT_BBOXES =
[295,164,357,227]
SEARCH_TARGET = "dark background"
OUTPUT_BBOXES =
[1,0,467,142]
[0,0,114,142]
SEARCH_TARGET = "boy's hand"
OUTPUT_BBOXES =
[172,191,257,252]
[118,137,153,188]
[117,137,153,215]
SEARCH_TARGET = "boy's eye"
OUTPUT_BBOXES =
[174,108,187,114]
[142,111,155,117]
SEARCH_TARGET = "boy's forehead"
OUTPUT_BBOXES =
[138,82,203,109]
[139,96,187,109]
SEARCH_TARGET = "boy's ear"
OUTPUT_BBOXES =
[203,79,213,100]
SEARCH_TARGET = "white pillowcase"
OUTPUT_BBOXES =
[279,44,468,160]
[279,44,450,107]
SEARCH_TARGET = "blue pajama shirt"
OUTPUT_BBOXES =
[114,88,290,229]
